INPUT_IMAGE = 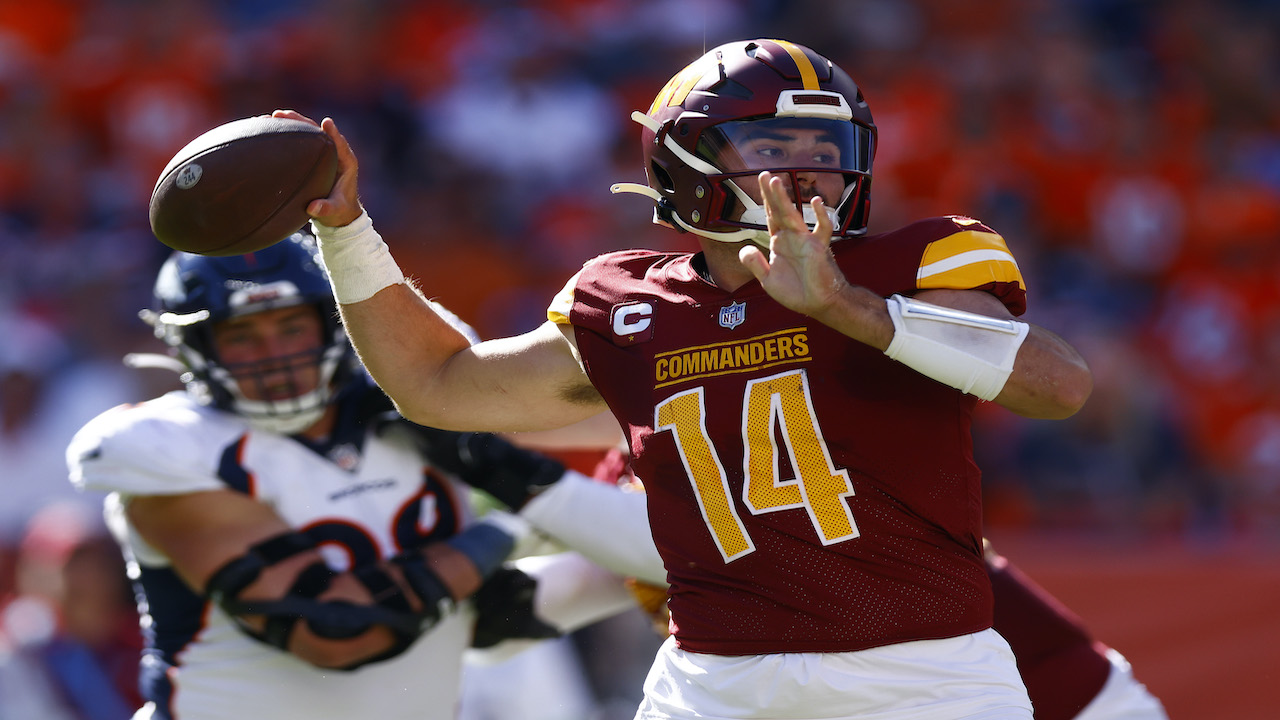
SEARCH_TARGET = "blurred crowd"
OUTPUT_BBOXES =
[0,0,1277,717]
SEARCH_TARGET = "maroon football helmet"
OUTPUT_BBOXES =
[612,39,876,246]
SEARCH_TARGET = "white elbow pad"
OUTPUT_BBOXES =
[883,294,1029,401]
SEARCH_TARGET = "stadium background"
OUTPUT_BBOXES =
[0,0,1276,717]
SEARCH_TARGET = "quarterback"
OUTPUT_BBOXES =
[292,38,1092,720]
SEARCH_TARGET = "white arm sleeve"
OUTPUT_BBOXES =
[883,294,1029,402]
[522,552,635,631]
[519,471,667,586]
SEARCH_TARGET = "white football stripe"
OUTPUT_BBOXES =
[917,249,1021,281]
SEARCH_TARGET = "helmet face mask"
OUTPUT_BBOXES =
[614,39,876,246]
[206,303,346,434]
[148,233,352,434]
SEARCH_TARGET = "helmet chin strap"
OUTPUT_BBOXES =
[206,363,330,435]
[237,394,328,435]
[201,342,347,435]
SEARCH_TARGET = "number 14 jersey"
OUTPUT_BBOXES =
[550,215,1027,655]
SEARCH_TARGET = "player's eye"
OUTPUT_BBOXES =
[811,146,840,166]
[280,320,320,344]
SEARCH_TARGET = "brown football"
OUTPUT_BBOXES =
[149,116,338,256]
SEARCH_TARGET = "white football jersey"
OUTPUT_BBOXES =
[67,389,480,720]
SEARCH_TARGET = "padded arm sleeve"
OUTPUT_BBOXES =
[883,294,1029,401]
[520,471,666,586]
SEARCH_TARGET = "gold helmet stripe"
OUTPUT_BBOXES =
[769,39,820,90]
[649,57,709,115]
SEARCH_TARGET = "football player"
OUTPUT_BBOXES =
[66,235,663,720]
[985,542,1168,720]
[292,37,1093,720]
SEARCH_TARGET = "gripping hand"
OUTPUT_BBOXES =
[470,565,561,649]
[417,428,567,511]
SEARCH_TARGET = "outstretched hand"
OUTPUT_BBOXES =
[271,109,363,229]
[738,171,848,317]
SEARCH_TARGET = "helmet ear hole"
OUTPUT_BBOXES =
[650,162,675,193]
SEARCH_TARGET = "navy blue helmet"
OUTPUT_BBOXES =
[147,233,353,433]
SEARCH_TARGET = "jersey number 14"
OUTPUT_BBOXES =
[655,369,858,563]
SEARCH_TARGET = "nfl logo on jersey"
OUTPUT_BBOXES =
[719,301,746,329]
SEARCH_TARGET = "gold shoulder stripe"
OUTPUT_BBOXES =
[917,230,1024,290]
[922,229,1012,261]
[770,40,820,90]
[546,271,580,325]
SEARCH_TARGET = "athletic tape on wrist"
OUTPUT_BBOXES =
[311,210,405,304]
[883,294,1029,402]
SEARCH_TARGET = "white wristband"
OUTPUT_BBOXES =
[884,294,1028,402]
[310,211,405,304]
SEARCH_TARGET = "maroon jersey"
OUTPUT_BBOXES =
[552,216,1026,654]
[987,552,1112,720]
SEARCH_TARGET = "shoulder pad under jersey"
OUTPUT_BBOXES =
[547,269,583,326]
[67,391,247,496]
[547,250,668,326]
[849,215,1026,316]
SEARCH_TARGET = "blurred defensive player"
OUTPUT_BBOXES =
[66,236,661,720]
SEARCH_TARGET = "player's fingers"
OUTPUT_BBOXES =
[738,244,770,281]
[810,196,833,241]
[271,109,316,126]
[759,172,803,234]
[320,118,357,172]
[760,172,788,217]
[307,190,364,225]
[306,121,363,226]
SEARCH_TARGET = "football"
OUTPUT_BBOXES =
[149,116,338,256]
